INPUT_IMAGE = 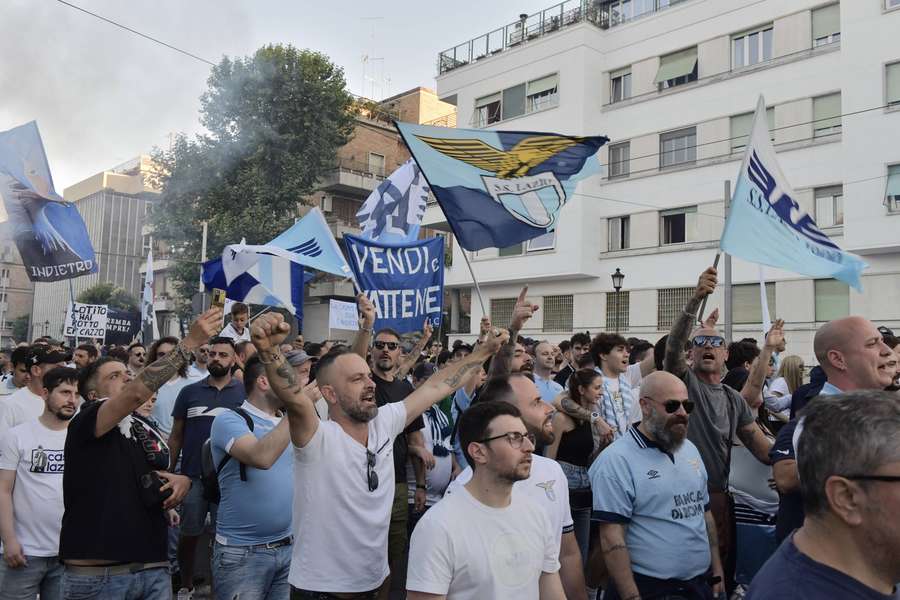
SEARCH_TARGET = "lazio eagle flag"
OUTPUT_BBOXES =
[396,122,607,251]
[721,96,867,291]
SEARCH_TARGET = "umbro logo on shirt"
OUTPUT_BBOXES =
[647,470,660,480]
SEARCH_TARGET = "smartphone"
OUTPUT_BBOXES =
[212,288,227,309]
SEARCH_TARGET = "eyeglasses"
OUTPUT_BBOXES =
[663,399,695,414]
[366,450,379,492]
[691,335,725,348]
[373,341,399,351]
[842,474,900,484]
[478,431,536,449]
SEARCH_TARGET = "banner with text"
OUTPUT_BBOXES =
[64,302,108,339]
[104,308,141,345]
[344,233,444,334]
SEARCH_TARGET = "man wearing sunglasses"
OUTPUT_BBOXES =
[248,306,508,600]
[592,371,724,600]
[664,266,774,592]
[408,401,566,600]
[748,391,900,599]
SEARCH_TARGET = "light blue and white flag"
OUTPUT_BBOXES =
[141,249,159,342]
[720,96,867,291]
[202,254,309,323]
[356,158,430,243]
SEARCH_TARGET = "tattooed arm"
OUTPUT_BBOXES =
[488,286,537,379]
[395,319,433,380]
[664,267,718,379]
[94,307,222,438]
[405,328,509,426]
[705,510,725,597]
[598,523,640,600]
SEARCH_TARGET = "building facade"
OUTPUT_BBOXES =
[428,0,900,363]
[0,224,35,345]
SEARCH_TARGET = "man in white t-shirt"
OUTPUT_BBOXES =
[0,366,79,599]
[408,401,564,600]
[447,373,589,600]
[246,305,508,598]
[220,302,251,343]
[0,348,70,438]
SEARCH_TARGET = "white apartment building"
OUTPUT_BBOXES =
[427,0,900,362]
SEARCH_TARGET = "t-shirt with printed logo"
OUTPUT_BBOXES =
[0,419,68,556]
[172,376,245,477]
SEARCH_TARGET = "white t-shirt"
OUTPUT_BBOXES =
[406,407,453,506]
[0,419,67,556]
[0,375,18,396]
[0,387,44,438]
[289,402,407,593]
[408,485,559,600]
[447,454,573,554]
[220,322,251,342]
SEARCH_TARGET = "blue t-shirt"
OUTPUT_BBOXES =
[210,402,292,546]
[590,426,711,581]
[747,535,899,599]
[534,375,564,404]
[172,376,245,477]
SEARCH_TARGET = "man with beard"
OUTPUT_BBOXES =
[72,344,98,371]
[187,344,209,380]
[0,367,78,599]
[247,309,507,599]
[168,337,244,599]
[127,343,146,375]
[592,371,724,600]
[488,286,538,379]
[407,401,565,600]
[446,373,588,600]
[0,347,70,437]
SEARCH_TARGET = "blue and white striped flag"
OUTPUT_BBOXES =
[202,254,309,322]
[356,158,429,243]
[720,95,867,290]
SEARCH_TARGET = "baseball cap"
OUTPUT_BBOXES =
[285,350,313,367]
[412,362,437,381]
[31,346,72,367]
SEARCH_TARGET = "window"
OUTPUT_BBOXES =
[886,164,900,212]
[609,142,630,178]
[543,295,574,332]
[813,93,842,138]
[608,216,630,251]
[606,290,630,331]
[730,108,775,151]
[655,47,698,90]
[142,234,152,255]
[502,84,527,121]
[887,62,900,107]
[526,231,556,252]
[498,243,524,257]
[814,185,844,227]
[611,68,632,103]
[812,4,840,47]
[658,287,695,329]
[491,298,517,329]
[475,93,501,127]
[732,283,776,324]
[608,0,663,25]
[367,153,385,176]
[660,206,697,245]
[660,127,697,168]
[889,0,900,8]
[732,26,773,68]
[526,74,559,112]
[814,279,849,321]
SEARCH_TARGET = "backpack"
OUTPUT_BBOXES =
[200,407,254,504]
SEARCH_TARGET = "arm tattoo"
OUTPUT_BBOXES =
[488,324,519,379]
[137,342,190,392]
[441,361,482,389]
[560,395,592,421]
[664,296,702,376]
[602,543,627,555]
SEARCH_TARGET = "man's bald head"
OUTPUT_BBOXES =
[640,370,688,402]
[813,317,868,365]
[813,316,895,390]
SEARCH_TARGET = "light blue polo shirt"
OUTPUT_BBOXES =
[210,401,293,546]
[590,426,711,581]
[534,374,564,404]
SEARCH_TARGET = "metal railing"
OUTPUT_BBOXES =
[422,112,458,128]
[326,159,388,180]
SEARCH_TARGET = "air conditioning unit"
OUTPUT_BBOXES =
[321,194,333,212]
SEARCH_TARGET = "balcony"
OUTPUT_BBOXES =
[319,159,387,197]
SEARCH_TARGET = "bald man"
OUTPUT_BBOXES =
[591,371,724,600]
[769,315,895,543]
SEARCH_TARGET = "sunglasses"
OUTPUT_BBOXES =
[691,335,725,348]
[366,449,378,492]
[373,341,400,351]
[663,399,695,414]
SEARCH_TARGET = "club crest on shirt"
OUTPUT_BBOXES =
[535,480,556,501]
[688,458,701,476]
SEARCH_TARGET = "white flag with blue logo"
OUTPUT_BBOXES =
[720,96,867,290]
[356,158,430,243]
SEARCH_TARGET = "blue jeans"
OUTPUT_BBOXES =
[570,505,592,566]
[212,542,291,600]
[180,477,217,537]
[62,567,170,600]
[0,556,64,600]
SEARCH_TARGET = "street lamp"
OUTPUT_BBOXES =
[43,320,49,336]
[611,268,625,333]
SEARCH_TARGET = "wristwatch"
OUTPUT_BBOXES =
[590,412,601,424]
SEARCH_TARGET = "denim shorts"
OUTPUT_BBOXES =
[559,460,591,489]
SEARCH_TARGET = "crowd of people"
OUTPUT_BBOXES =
[0,276,897,600]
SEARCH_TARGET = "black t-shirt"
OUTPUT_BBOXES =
[770,419,804,543]
[372,373,424,484]
[59,401,167,563]
[722,366,750,392]
[747,535,900,599]
[554,365,573,388]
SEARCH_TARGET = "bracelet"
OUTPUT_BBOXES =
[360,326,373,333]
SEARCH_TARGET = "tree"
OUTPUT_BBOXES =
[11,314,29,344]
[77,282,139,312]
[150,44,357,314]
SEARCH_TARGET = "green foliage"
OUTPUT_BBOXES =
[77,283,139,312]
[150,44,357,315]
[11,314,29,344]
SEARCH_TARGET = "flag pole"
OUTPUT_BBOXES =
[460,250,487,317]
[697,252,720,324]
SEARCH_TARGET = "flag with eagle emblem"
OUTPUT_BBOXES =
[396,122,608,251]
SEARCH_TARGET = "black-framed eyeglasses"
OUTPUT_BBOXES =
[373,341,399,351]
[663,399,695,414]
[366,449,379,492]
[478,431,536,449]
[842,474,900,483]
[691,335,725,348]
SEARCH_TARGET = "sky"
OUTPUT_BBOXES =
[1,0,555,191]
